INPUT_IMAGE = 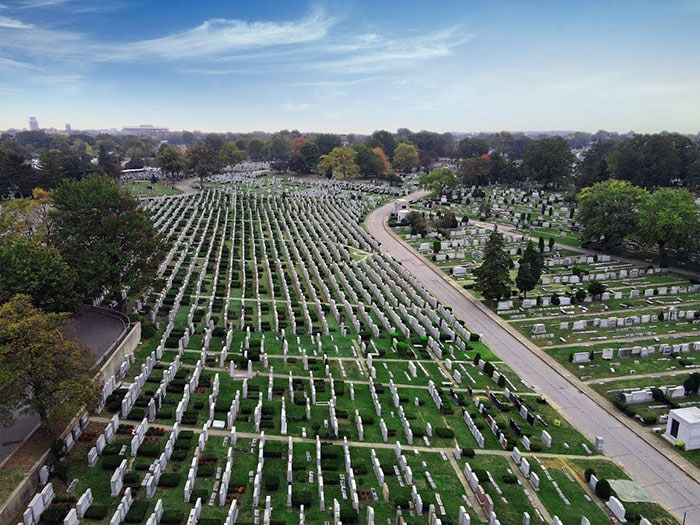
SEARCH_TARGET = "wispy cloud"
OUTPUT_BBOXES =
[0,14,31,27]
[109,6,336,61]
[16,0,71,8]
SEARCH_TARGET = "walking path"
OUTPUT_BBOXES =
[365,192,700,524]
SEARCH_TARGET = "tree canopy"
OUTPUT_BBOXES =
[0,295,97,429]
[392,143,420,173]
[318,146,360,179]
[474,230,512,305]
[515,241,544,298]
[577,179,648,250]
[522,137,574,187]
[420,167,458,194]
[49,175,165,307]
[638,188,699,266]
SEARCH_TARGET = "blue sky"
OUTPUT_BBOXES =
[1,0,699,134]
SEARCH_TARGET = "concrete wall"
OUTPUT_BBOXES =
[0,320,141,524]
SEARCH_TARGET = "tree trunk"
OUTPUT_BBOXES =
[658,240,668,268]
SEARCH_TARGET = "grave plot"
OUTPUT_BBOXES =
[13,181,679,525]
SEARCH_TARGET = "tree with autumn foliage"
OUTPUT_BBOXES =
[0,294,98,429]
[318,146,360,179]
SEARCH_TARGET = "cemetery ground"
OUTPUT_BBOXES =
[393,188,700,469]
[3,177,683,525]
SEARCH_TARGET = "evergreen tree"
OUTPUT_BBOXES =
[474,230,512,305]
[515,241,544,298]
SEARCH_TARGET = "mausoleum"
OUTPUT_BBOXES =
[664,407,700,450]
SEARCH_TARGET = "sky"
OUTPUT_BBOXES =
[1,0,700,135]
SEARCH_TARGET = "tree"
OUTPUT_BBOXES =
[318,146,359,179]
[522,137,574,187]
[577,180,648,250]
[367,130,396,160]
[0,239,79,312]
[50,175,165,308]
[587,281,606,298]
[0,295,97,429]
[459,156,491,186]
[268,133,292,169]
[313,133,342,156]
[0,188,53,244]
[637,188,700,266]
[156,144,184,187]
[247,138,267,160]
[458,137,489,158]
[474,230,512,305]
[392,143,420,173]
[515,242,544,298]
[575,139,614,190]
[218,141,247,169]
[353,144,383,178]
[420,167,458,194]
[97,144,121,179]
[372,147,390,175]
[608,134,683,188]
[186,144,220,186]
[299,142,321,173]
[404,211,427,235]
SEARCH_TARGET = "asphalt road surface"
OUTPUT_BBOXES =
[366,193,700,524]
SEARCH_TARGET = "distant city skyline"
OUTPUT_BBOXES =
[1,1,699,135]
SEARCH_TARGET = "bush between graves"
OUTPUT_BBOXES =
[473,468,489,483]
[125,500,149,523]
[584,468,596,482]
[101,455,125,470]
[340,506,359,524]
[123,472,140,485]
[101,443,123,456]
[41,506,70,523]
[292,488,313,507]
[462,448,475,458]
[501,474,518,484]
[435,427,455,439]
[161,509,185,524]
[138,443,161,457]
[83,505,109,520]
[128,408,145,420]
[190,489,208,502]
[159,472,182,487]
[197,464,215,478]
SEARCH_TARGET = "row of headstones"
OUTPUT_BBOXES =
[96,351,135,413]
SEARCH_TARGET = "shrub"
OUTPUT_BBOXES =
[138,443,161,457]
[123,472,140,485]
[161,509,185,524]
[264,473,280,491]
[595,478,612,500]
[435,427,454,439]
[292,488,313,507]
[41,507,70,523]
[584,468,596,483]
[501,474,518,484]
[125,500,149,523]
[101,455,125,470]
[159,473,182,487]
[84,505,109,520]
[462,448,475,458]
[197,464,215,477]
[141,323,157,339]
[473,468,489,483]
[469,333,481,342]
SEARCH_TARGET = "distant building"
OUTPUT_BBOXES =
[121,125,169,137]
[29,116,39,131]
[65,123,72,133]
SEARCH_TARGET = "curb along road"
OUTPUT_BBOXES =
[365,192,700,525]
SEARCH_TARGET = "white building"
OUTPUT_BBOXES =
[393,199,411,223]
[664,407,700,450]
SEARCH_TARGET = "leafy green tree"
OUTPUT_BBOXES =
[637,188,700,266]
[608,134,686,188]
[522,137,575,188]
[392,143,420,173]
[0,188,53,244]
[587,281,606,298]
[367,130,396,160]
[300,142,321,173]
[404,211,427,235]
[420,167,458,194]
[50,175,165,308]
[353,144,383,178]
[0,147,36,197]
[459,156,491,186]
[313,133,342,156]
[515,241,544,298]
[575,139,614,190]
[577,180,648,250]
[37,149,67,190]
[247,138,267,160]
[0,294,97,429]
[0,240,79,312]
[268,133,292,168]
[156,144,184,187]
[97,144,121,179]
[318,146,359,179]
[218,141,247,168]
[186,144,220,186]
[474,230,512,305]
[458,137,489,158]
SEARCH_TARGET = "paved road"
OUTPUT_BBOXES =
[366,193,700,524]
